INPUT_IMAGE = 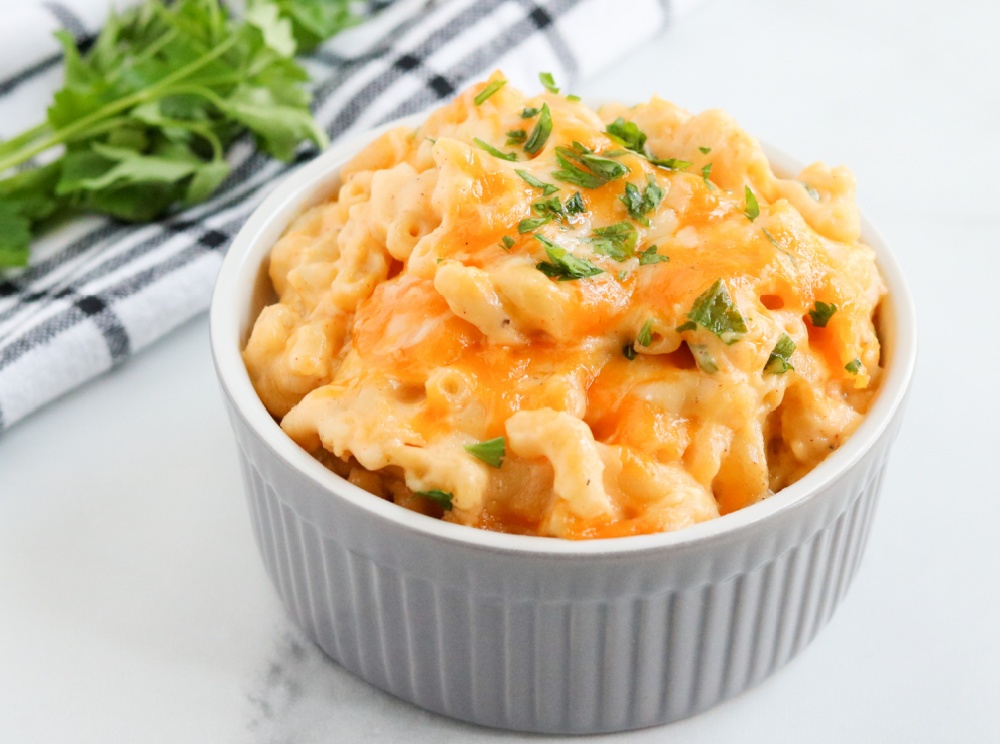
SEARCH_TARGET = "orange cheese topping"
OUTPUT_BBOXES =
[243,72,885,539]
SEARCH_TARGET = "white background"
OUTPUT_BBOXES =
[2,0,998,741]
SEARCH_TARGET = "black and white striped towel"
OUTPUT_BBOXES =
[0,0,688,434]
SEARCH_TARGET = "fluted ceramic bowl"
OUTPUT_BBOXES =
[209,113,917,734]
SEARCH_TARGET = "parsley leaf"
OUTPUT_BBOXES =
[534,235,604,281]
[621,174,664,225]
[808,301,837,327]
[415,489,454,511]
[636,319,655,347]
[676,278,748,344]
[552,143,628,189]
[473,138,518,161]
[474,78,507,105]
[605,117,647,154]
[622,344,637,360]
[0,203,32,268]
[845,358,862,375]
[589,221,637,261]
[698,146,712,154]
[743,186,760,222]
[518,216,549,233]
[515,169,559,195]
[764,334,796,374]
[638,245,669,265]
[464,437,506,468]
[499,235,515,250]
[762,227,781,249]
[539,71,560,93]
[520,107,540,119]
[524,103,552,155]
[0,0,341,269]
[505,129,527,145]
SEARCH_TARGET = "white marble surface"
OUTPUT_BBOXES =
[2,0,999,741]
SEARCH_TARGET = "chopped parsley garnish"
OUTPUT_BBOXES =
[589,221,637,261]
[808,301,837,327]
[618,269,629,280]
[474,79,506,105]
[473,138,517,161]
[845,358,862,375]
[638,245,669,265]
[743,186,760,222]
[649,157,692,171]
[515,169,559,195]
[499,235,515,250]
[553,142,629,189]
[676,278,747,344]
[636,318,655,347]
[622,344,637,360]
[518,216,549,233]
[534,234,604,281]
[505,129,527,145]
[701,163,715,190]
[620,175,663,226]
[524,103,552,155]
[415,489,453,511]
[566,94,581,102]
[762,227,781,249]
[606,117,647,154]
[539,71,560,93]
[520,106,540,119]
[764,334,796,374]
[564,191,585,214]
[464,437,505,468]
[698,146,712,154]
[803,182,821,201]
[688,343,719,373]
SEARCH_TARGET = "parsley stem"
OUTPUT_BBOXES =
[0,34,240,174]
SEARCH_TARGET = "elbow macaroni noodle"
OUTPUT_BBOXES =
[243,73,886,539]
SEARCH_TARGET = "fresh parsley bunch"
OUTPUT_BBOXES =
[0,0,354,269]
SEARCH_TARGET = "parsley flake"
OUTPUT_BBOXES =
[762,227,781,249]
[566,94,581,102]
[650,157,692,171]
[589,221,638,261]
[553,143,629,189]
[524,103,552,155]
[606,117,647,154]
[515,169,559,195]
[499,235,515,250]
[564,191,585,214]
[520,107,540,119]
[474,79,506,105]
[808,301,837,327]
[518,216,549,233]
[505,129,527,145]
[743,186,760,222]
[698,146,712,154]
[415,489,454,511]
[764,334,796,374]
[637,319,655,347]
[534,235,604,281]
[803,182,821,201]
[539,71,560,93]
[622,344,637,360]
[638,245,668,265]
[701,163,715,190]
[676,278,747,344]
[845,358,862,375]
[621,174,665,225]
[688,343,719,373]
[464,437,505,468]
[473,138,517,161]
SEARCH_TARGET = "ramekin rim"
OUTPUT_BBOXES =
[209,110,917,557]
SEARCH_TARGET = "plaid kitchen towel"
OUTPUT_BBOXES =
[0,0,689,433]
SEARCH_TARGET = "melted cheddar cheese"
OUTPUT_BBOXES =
[243,73,885,539]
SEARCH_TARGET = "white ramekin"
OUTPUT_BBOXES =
[210,115,917,734]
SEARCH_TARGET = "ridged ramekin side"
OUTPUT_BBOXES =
[225,395,903,734]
